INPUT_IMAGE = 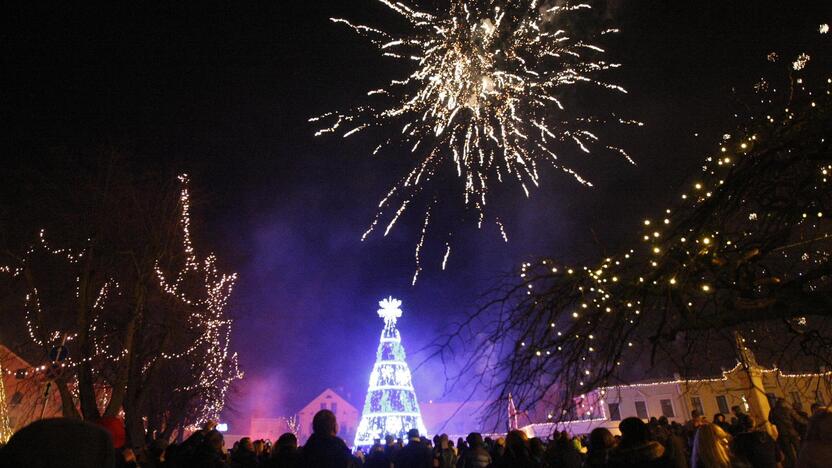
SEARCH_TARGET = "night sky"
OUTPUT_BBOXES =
[2,1,828,431]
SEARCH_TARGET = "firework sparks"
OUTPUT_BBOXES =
[312,0,636,277]
[792,53,811,71]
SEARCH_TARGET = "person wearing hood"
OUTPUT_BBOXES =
[608,417,671,468]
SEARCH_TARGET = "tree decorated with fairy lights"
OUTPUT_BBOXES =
[0,156,241,445]
[433,38,832,426]
[354,297,428,447]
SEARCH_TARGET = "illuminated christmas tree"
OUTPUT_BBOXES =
[354,297,427,447]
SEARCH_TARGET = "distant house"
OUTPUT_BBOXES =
[296,388,359,444]
[1,344,64,432]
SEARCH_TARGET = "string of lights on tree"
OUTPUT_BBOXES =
[311,0,639,281]
[0,174,242,430]
[433,32,831,424]
[152,174,243,427]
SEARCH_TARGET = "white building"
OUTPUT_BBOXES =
[523,361,832,437]
[296,388,359,444]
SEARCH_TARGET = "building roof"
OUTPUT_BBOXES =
[297,388,358,415]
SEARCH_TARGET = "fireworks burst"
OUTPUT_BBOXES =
[311,0,638,278]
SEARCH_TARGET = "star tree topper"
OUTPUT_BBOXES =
[378,297,403,324]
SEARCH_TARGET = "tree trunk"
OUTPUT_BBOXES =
[76,250,101,421]
[104,283,144,418]
[55,379,81,419]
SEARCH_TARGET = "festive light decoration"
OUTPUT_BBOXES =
[434,37,832,427]
[156,175,243,428]
[544,361,832,426]
[0,361,13,444]
[312,0,638,276]
[354,297,428,446]
[0,173,241,431]
[286,414,301,437]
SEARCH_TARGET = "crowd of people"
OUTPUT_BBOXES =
[1,399,830,468]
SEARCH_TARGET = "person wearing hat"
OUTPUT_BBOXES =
[393,428,433,468]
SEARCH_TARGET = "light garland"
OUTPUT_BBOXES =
[0,360,13,444]
[538,361,832,428]
[468,38,832,432]
[159,176,243,428]
[1,173,242,431]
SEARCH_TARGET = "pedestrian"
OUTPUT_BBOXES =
[434,434,458,468]
[385,434,400,460]
[393,428,433,468]
[299,409,357,468]
[584,427,615,468]
[544,430,582,468]
[608,417,671,468]
[231,437,260,468]
[528,438,546,466]
[768,398,808,468]
[729,406,747,435]
[490,430,540,468]
[254,439,268,464]
[456,432,492,468]
[189,429,229,468]
[146,438,170,468]
[691,424,731,468]
[713,414,732,434]
[732,413,780,468]
[363,442,391,468]
[0,417,116,468]
[796,407,832,468]
[264,433,301,468]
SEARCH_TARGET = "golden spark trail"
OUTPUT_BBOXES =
[312,0,638,281]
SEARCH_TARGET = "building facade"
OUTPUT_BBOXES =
[524,362,832,437]
[296,388,359,444]
[1,345,64,433]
